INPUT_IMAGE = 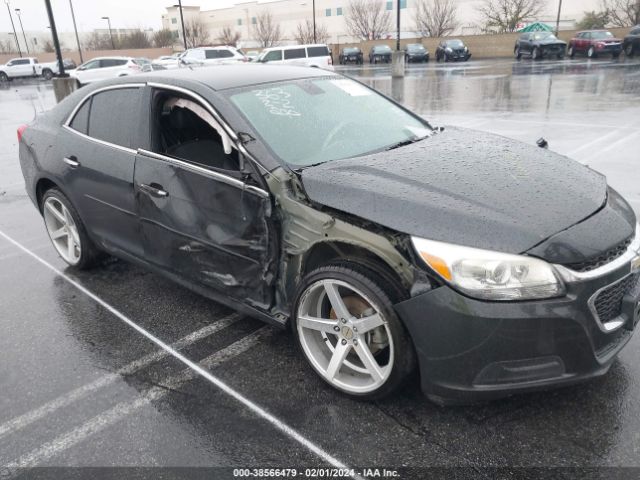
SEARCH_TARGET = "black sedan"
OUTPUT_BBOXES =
[17,66,640,404]
[369,45,392,64]
[435,39,471,62]
[623,25,640,57]
[404,43,429,62]
[339,47,363,65]
[515,31,567,60]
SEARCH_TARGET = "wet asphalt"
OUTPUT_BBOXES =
[1,58,640,478]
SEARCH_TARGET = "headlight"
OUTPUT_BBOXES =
[411,236,565,301]
[445,47,453,52]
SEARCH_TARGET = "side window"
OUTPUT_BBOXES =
[204,49,219,59]
[88,88,140,148]
[151,91,239,172]
[218,50,234,58]
[100,59,127,68]
[82,60,100,70]
[264,50,282,62]
[284,48,306,60]
[69,98,91,135]
[307,46,330,57]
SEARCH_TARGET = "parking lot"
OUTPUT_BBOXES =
[1,58,640,478]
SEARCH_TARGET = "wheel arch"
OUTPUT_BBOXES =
[35,176,62,213]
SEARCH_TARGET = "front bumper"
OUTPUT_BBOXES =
[395,260,640,404]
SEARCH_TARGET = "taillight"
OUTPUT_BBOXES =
[17,124,27,142]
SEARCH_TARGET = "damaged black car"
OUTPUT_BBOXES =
[18,65,640,404]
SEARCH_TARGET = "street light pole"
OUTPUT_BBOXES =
[4,0,22,57]
[102,16,115,49]
[555,0,563,36]
[312,0,316,43]
[14,8,29,55]
[396,0,401,51]
[69,0,83,63]
[44,0,65,76]
[177,0,187,49]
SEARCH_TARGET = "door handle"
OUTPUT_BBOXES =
[139,183,169,198]
[63,156,80,168]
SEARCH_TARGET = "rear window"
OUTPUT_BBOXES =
[284,48,306,60]
[307,46,330,57]
[88,88,140,148]
[69,99,91,135]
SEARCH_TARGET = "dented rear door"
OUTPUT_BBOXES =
[133,151,273,308]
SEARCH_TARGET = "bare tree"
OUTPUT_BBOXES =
[576,10,610,29]
[601,0,640,26]
[153,28,175,48]
[0,39,15,54]
[293,20,330,44]
[252,11,282,47]
[185,19,210,48]
[477,0,547,33]
[345,0,392,40]
[218,26,242,46]
[86,31,112,50]
[118,31,152,49]
[42,39,56,53]
[415,0,458,37]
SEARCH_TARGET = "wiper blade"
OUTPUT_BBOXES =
[385,135,430,151]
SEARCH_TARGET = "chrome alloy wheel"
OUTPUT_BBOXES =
[43,197,82,265]
[296,279,394,394]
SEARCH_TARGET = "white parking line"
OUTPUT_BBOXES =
[1,327,272,478]
[0,313,240,440]
[0,229,354,473]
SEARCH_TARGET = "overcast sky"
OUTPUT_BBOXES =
[0,1,254,33]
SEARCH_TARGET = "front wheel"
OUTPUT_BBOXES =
[568,45,575,58]
[42,189,103,269]
[0,72,8,82]
[532,47,541,60]
[293,263,415,400]
[587,46,596,58]
[515,47,522,60]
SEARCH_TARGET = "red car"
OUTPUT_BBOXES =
[568,30,623,59]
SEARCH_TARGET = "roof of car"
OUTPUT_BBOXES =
[262,44,329,51]
[116,64,337,91]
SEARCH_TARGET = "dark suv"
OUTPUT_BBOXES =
[404,43,429,63]
[515,31,567,60]
[623,25,640,57]
[435,39,471,62]
[339,47,363,65]
[369,45,392,64]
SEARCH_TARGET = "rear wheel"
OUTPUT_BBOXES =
[42,69,53,80]
[625,43,635,57]
[42,189,102,269]
[293,263,415,400]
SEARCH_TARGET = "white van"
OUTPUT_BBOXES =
[257,44,334,70]
[179,46,247,67]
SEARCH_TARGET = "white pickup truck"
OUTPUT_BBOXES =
[0,57,64,82]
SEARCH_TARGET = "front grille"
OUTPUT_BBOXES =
[593,273,640,323]
[566,238,632,272]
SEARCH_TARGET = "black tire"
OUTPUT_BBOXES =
[587,46,596,58]
[532,47,541,60]
[515,47,522,60]
[613,52,621,59]
[568,45,575,58]
[0,72,8,82]
[42,69,53,80]
[625,43,635,58]
[292,262,416,400]
[41,188,103,270]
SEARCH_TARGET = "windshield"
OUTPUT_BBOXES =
[445,40,464,48]
[532,32,557,41]
[591,31,614,39]
[343,48,360,54]
[374,45,392,52]
[407,44,425,51]
[228,78,431,167]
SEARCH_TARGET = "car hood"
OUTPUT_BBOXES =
[301,127,608,255]
[536,39,567,46]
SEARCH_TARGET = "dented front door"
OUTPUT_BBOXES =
[134,151,273,308]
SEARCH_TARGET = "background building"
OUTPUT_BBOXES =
[161,0,604,48]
